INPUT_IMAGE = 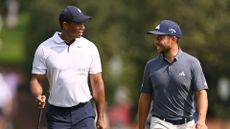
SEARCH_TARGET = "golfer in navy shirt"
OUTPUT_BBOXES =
[138,20,208,129]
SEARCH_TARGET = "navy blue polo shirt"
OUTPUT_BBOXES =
[141,49,208,120]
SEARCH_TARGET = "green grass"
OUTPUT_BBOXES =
[0,13,29,65]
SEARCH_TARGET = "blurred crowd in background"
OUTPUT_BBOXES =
[1,0,20,128]
[0,66,23,129]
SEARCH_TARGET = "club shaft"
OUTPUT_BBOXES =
[36,109,42,129]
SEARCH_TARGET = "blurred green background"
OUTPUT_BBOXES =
[0,0,230,129]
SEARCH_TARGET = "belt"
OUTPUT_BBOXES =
[153,115,193,125]
[49,102,87,110]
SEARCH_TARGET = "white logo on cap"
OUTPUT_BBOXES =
[155,24,160,30]
[169,28,176,34]
[77,8,82,13]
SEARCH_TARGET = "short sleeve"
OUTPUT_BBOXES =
[191,59,208,91]
[32,45,47,75]
[141,62,153,93]
[89,44,102,74]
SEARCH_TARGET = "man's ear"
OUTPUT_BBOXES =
[62,21,69,30]
[172,36,179,43]
[172,36,177,41]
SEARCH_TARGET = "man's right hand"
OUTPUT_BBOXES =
[36,95,46,109]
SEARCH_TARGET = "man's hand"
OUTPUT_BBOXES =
[36,95,46,109]
[96,116,106,129]
[195,121,208,129]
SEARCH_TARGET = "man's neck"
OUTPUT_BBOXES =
[163,47,179,63]
[59,33,75,45]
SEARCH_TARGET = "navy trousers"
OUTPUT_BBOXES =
[46,101,96,129]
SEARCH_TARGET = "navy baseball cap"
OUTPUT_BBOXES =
[147,20,182,38]
[59,5,91,23]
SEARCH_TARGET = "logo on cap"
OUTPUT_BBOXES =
[77,8,82,13]
[169,28,176,34]
[155,24,160,30]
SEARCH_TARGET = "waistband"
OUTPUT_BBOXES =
[49,102,88,110]
[153,115,193,125]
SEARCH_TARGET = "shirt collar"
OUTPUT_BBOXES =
[52,32,83,44]
[53,32,64,44]
[175,49,183,60]
[160,49,183,63]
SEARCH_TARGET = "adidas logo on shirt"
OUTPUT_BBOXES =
[178,71,185,76]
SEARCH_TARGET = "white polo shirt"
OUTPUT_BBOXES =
[32,32,102,107]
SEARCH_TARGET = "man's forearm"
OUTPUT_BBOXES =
[30,74,45,97]
[30,78,43,97]
[138,93,152,129]
[30,75,46,108]
[94,82,106,129]
[90,73,106,117]
[196,90,208,123]
[95,83,105,117]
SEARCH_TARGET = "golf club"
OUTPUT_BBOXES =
[36,109,43,129]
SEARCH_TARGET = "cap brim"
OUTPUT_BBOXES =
[72,15,92,23]
[146,30,167,35]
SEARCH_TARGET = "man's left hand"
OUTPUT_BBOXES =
[195,121,208,129]
[96,116,106,129]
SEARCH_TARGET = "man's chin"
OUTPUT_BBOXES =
[75,34,82,38]
[74,33,83,38]
[156,48,162,53]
